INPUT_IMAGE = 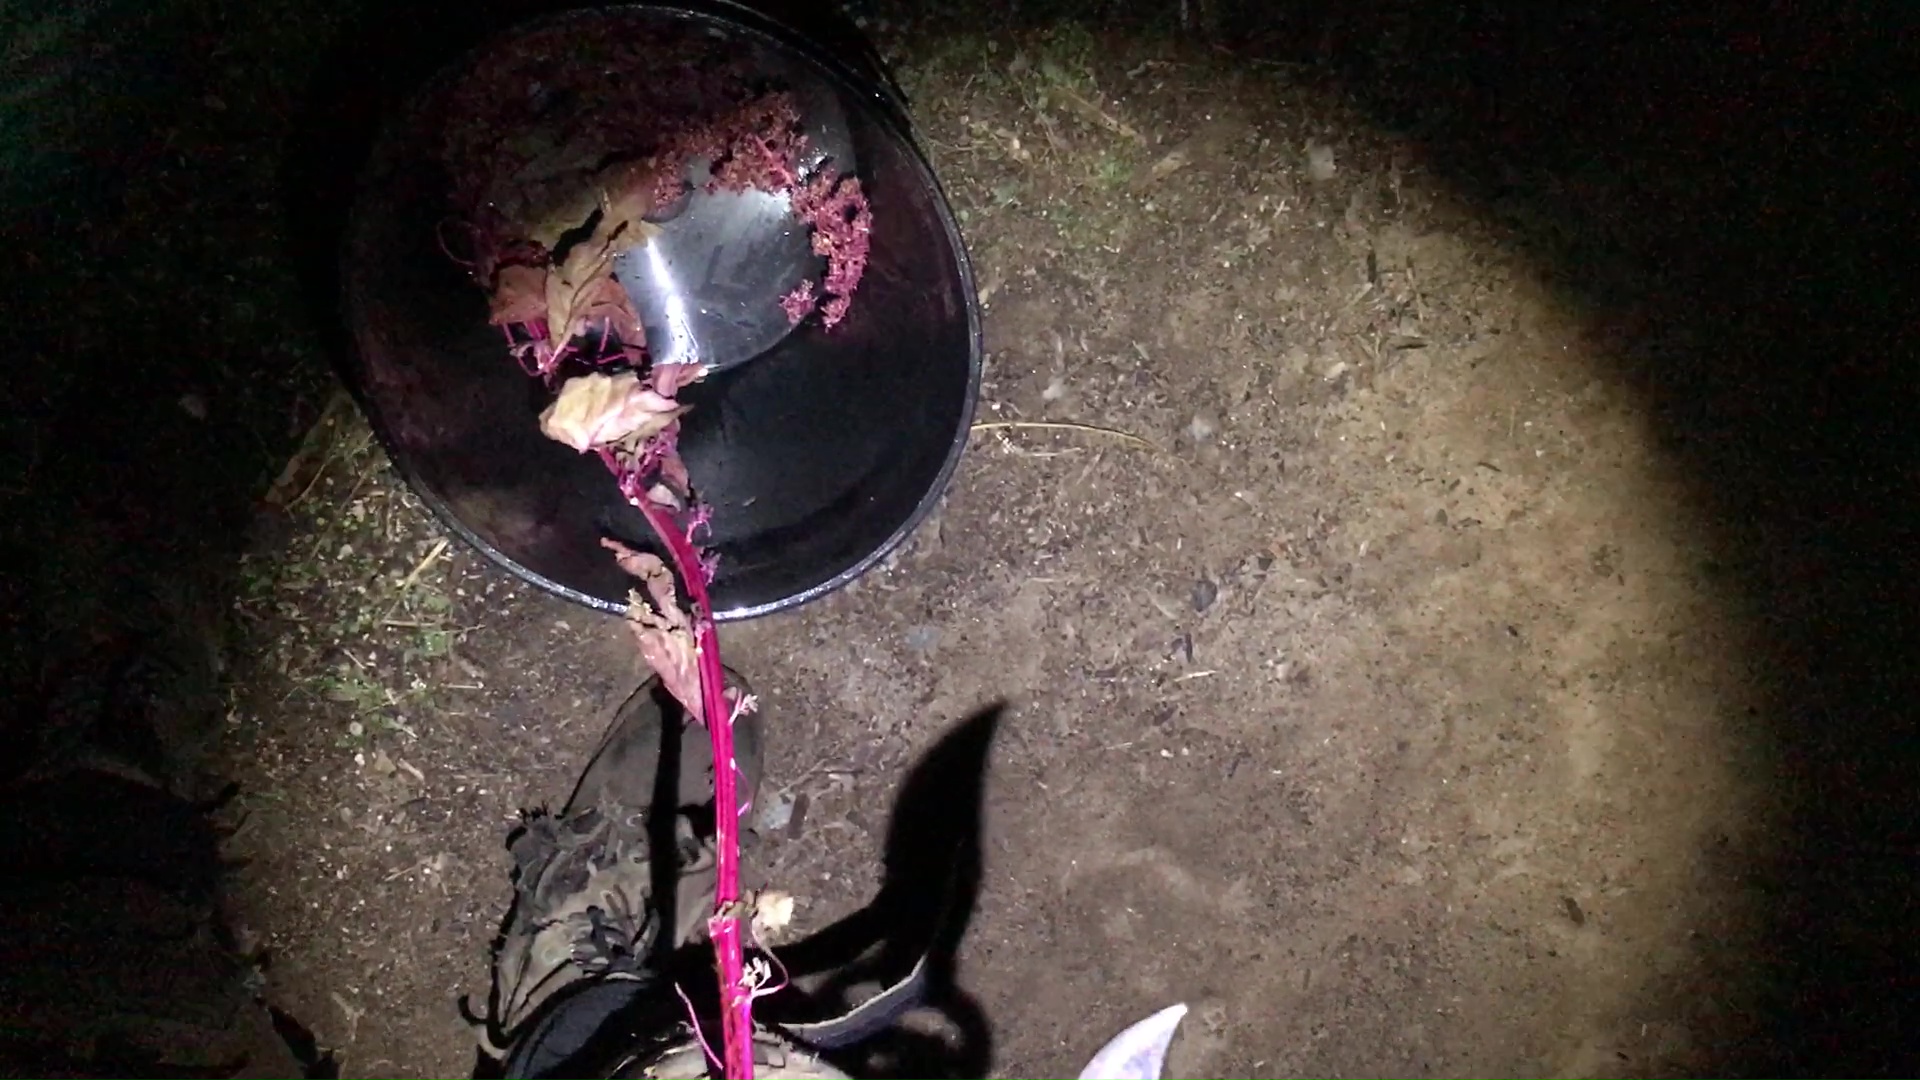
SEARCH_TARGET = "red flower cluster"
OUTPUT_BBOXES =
[792,171,872,328]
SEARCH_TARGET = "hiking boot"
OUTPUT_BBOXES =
[484,672,764,1055]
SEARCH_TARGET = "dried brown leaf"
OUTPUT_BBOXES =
[649,360,708,397]
[752,889,796,941]
[601,540,685,627]
[602,539,702,719]
[524,182,603,249]
[495,131,605,246]
[539,371,686,452]
[488,263,549,326]
[602,537,658,583]
[629,612,702,721]
[543,211,657,348]
[597,159,662,239]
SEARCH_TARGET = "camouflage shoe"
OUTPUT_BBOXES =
[483,673,764,1058]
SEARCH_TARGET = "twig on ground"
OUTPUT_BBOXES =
[972,420,1164,454]
[395,539,450,593]
[378,538,451,624]
[1055,85,1145,144]
[267,391,354,509]
[330,991,365,1043]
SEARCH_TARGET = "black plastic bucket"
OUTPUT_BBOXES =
[339,3,980,619]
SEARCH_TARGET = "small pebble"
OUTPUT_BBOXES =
[1169,633,1195,664]
[756,790,796,833]
[1306,142,1338,182]
[1187,413,1217,442]
[785,792,809,840]
[1191,578,1219,612]
[1562,896,1587,926]
[904,624,942,652]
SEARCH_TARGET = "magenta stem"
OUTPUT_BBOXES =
[630,495,755,1080]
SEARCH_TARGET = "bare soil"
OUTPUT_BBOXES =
[212,13,1783,1080]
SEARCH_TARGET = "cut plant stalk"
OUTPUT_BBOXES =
[629,493,757,1080]
[440,39,877,1073]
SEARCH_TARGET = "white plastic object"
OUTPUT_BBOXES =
[1077,1002,1189,1080]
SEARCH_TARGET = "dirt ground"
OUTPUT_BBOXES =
[211,15,1781,1080]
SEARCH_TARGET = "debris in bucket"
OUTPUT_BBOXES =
[434,23,872,379]
[538,371,685,453]
[425,23,888,1075]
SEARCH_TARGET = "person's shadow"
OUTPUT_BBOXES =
[758,705,1001,1079]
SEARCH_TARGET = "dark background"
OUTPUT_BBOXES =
[1,0,1913,1074]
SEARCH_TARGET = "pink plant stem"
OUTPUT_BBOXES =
[630,495,755,1080]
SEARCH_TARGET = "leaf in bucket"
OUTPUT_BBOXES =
[602,538,703,719]
[522,179,605,249]
[547,233,632,350]
[596,158,663,239]
[497,128,606,248]
[539,371,686,452]
[545,209,660,352]
[649,360,708,397]
[488,263,550,327]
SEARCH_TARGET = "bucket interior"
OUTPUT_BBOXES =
[341,5,981,618]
